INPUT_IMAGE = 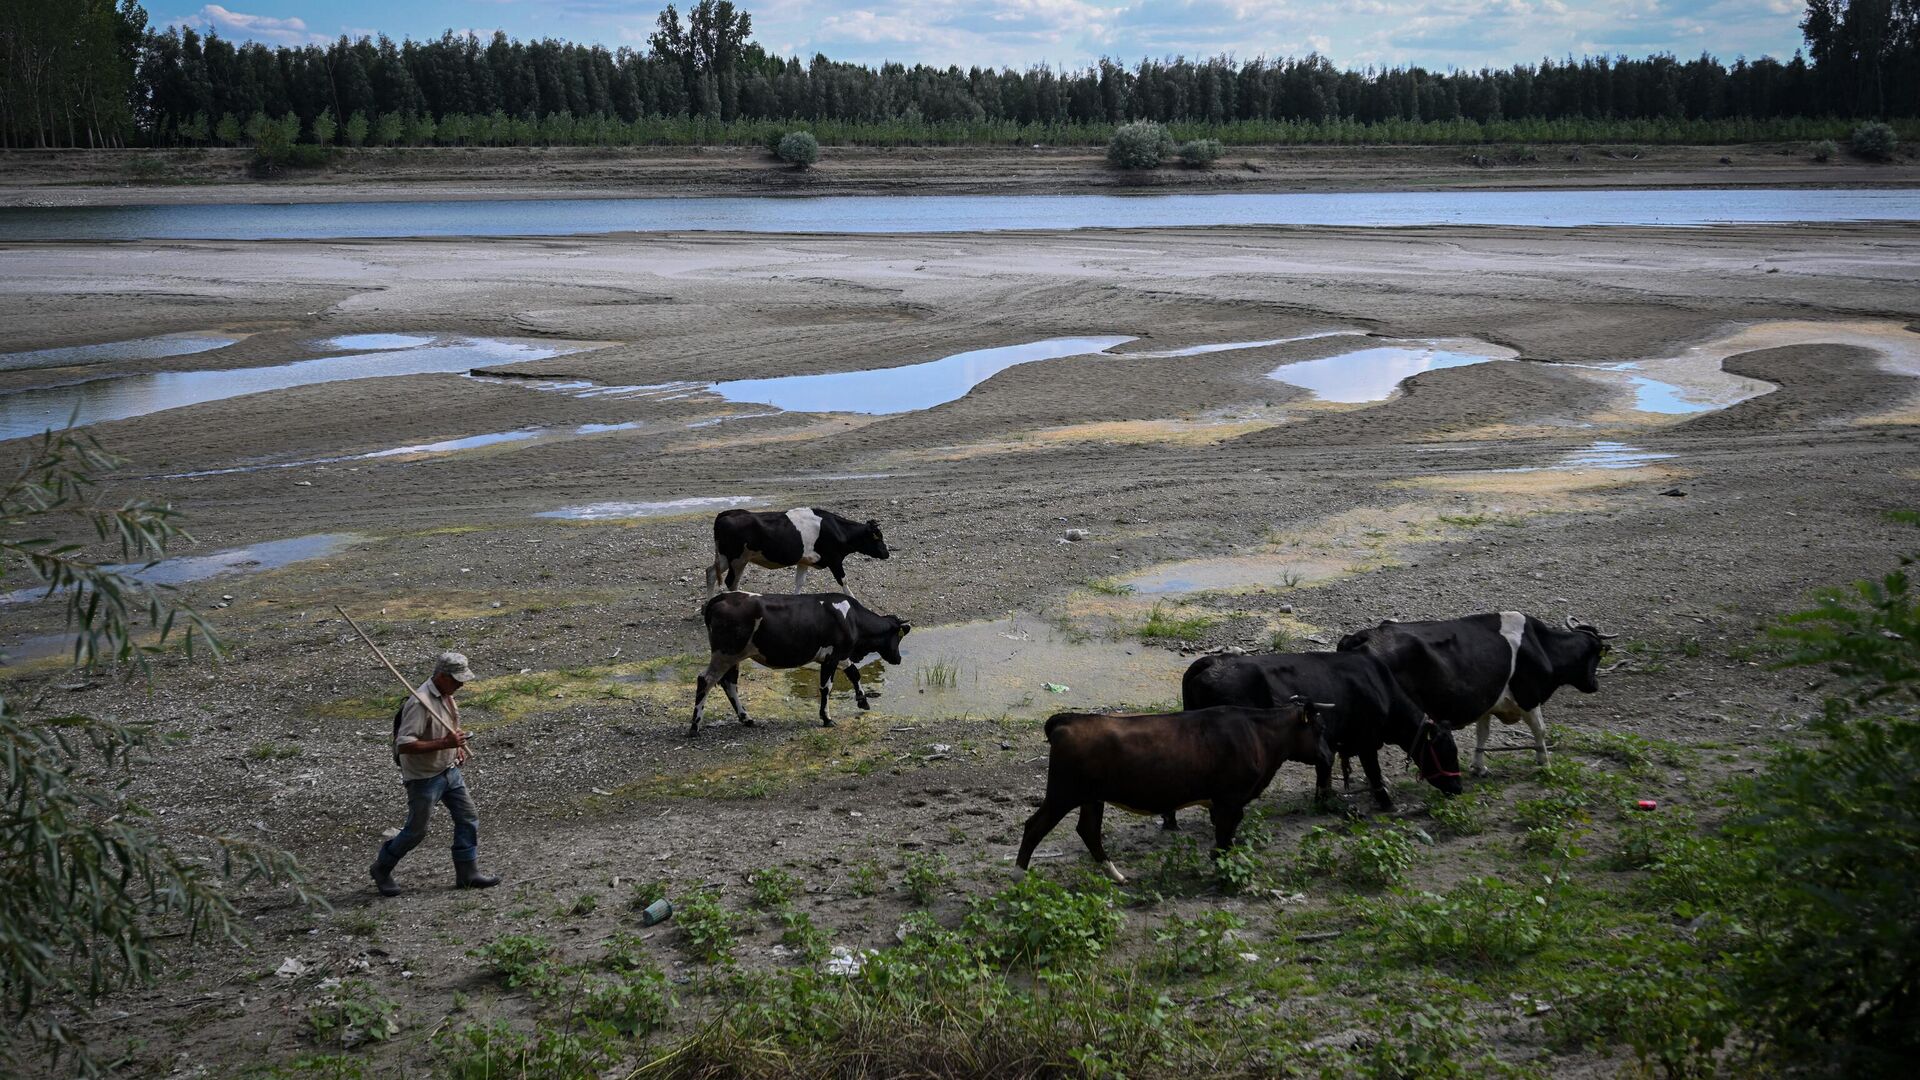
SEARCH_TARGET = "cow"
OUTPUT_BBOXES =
[1180,650,1464,815]
[1015,702,1331,884]
[706,508,891,597]
[689,591,911,736]
[1337,612,1614,777]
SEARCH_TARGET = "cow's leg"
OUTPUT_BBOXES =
[793,565,808,592]
[1525,708,1549,767]
[690,657,735,737]
[842,661,870,711]
[1075,801,1123,883]
[816,658,837,726]
[723,558,746,592]
[1016,796,1073,871]
[1360,749,1394,811]
[720,666,750,726]
[1314,755,1348,816]
[1471,714,1493,777]
[828,562,850,597]
[705,552,726,598]
[1340,752,1353,789]
[1161,811,1179,831]
[1210,801,1246,854]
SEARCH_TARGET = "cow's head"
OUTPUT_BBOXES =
[1412,717,1464,796]
[1559,616,1617,694]
[877,617,911,664]
[857,519,892,561]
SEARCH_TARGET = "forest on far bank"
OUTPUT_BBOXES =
[2,0,1916,151]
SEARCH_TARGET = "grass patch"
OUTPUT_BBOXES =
[1137,602,1218,641]
[247,741,302,761]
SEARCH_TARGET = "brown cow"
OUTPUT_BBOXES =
[1015,702,1330,884]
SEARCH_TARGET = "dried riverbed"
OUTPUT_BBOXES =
[1,218,1918,1075]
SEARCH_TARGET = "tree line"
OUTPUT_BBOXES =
[2,0,1915,150]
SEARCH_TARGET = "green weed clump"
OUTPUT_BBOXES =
[1137,602,1216,641]
[303,980,399,1048]
[472,934,557,989]
[677,889,738,965]
[962,874,1125,968]
[1291,822,1417,890]
[1371,877,1558,970]
[1177,138,1224,166]
[902,852,953,905]
[437,1021,616,1080]
[749,867,802,910]
[1851,121,1899,161]
[1150,910,1246,976]
[573,967,672,1036]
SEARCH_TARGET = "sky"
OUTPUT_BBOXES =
[164,0,1811,71]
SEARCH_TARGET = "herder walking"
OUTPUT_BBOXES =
[369,651,500,896]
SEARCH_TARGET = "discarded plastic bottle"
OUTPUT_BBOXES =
[639,898,673,927]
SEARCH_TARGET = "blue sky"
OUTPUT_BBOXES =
[167,0,1810,71]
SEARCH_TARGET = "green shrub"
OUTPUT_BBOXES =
[250,1056,368,1080]
[303,980,399,1048]
[963,874,1124,968]
[1373,877,1557,969]
[1176,138,1223,167]
[471,934,556,989]
[749,867,801,910]
[776,130,820,169]
[678,889,738,964]
[1359,1000,1505,1079]
[1850,121,1899,161]
[1811,139,1838,162]
[1107,120,1175,169]
[1150,910,1245,976]
[602,932,650,973]
[902,852,952,905]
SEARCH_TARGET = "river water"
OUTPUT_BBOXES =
[3,188,1916,241]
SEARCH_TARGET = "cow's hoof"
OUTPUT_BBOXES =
[1160,819,1180,832]
[820,718,835,728]
[856,698,871,711]
[1101,861,1128,885]
[684,725,701,738]
[738,716,755,727]
[1470,764,1489,779]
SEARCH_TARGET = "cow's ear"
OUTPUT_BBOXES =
[866,519,880,529]
[898,622,912,636]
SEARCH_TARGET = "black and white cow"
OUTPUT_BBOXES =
[690,591,911,736]
[1337,612,1614,777]
[1181,650,1464,814]
[706,508,891,597]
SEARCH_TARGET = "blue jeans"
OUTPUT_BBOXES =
[378,766,478,865]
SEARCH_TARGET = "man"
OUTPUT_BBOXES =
[369,651,500,896]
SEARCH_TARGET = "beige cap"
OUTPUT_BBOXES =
[434,651,476,683]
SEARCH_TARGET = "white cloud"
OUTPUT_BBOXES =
[170,4,329,45]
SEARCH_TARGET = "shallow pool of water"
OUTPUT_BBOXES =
[327,333,437,351]
[4,189,1917,241]
[537,496,762,521]
[1123,555,1350,595]
[1267,340,1517,402]
[1,531,366,604]
[1490,441,1677,473]
[0,337,578,442]
[0,333,239,373]
[783,612,1186,718]
[709,336,1135,414]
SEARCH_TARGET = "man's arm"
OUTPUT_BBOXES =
[397,730,469,754]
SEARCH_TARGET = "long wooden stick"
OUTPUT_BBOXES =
[334,605,471,757]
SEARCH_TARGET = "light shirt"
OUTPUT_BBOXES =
[394,679,459,781]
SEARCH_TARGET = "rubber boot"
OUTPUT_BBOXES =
[454,860,500,889]
[369,854,401,898]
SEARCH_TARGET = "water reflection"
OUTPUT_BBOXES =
[0,337,578,441]
[709,336,1135,414]
[1267,342,1516,402]
[2,532,366,604]
[0,333,238,373]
